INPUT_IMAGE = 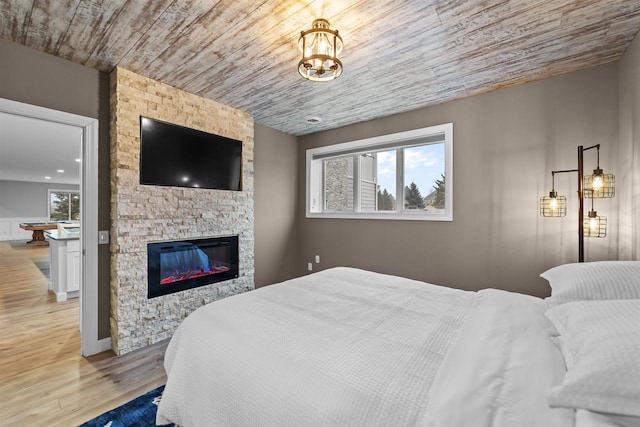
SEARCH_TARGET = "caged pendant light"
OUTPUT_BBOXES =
[584,190,607,238]
[540,172,567,217]
[583,148,615,198]
[298,19,343,82]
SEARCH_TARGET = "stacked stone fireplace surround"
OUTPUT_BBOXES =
[110,68,254,355]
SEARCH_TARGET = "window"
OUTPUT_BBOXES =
[49,190,80,221]
[306,123,452,220]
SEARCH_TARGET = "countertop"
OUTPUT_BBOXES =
[45,230,80,241]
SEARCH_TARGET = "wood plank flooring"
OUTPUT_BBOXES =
[0,241,168,426]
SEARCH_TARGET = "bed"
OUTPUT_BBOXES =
[156,263,640,427]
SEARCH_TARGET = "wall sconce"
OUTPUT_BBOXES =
[298,19,343,81]
[539,144,615,262]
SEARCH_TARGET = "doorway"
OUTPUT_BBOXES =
[0,98,101,356]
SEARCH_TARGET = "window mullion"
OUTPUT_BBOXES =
[374,153,378,211]
[322,161,327,211]
[396,148,404,213]
[353,154,361,212]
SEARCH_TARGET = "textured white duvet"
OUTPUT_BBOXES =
[157,267,572,427]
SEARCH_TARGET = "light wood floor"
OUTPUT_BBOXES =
[0,241,168,426]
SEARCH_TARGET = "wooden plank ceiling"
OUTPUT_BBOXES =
[1,0,640,136]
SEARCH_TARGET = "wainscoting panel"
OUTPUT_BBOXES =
[0,217,48,241]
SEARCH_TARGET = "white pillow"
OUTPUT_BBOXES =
[549,335,574,370]
[576,409,640,427]
[541,261,640,305]
[545,300,640,417]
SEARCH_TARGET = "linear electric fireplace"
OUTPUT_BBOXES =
[147,235,239,299]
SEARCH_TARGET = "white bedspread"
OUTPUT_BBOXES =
[157,267,573,427]
[157,267,475,426]
[425,288,574,427]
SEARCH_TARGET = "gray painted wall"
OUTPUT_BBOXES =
[618,31,640,261]
[297,63,620,298]
[0,38,112,339]
[254,124,299,287]
[0,180,79,217]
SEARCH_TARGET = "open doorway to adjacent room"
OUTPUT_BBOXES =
[0,98,99,356]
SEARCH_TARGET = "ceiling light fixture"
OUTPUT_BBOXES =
[57,169,65,173]
[298,19,343,82]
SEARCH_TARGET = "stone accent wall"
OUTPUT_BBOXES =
[110,67,254,355]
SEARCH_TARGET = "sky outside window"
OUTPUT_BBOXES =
[376,143,445,198]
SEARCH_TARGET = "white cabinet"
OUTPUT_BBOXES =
[66,240,80,293]
[48,232,80,302]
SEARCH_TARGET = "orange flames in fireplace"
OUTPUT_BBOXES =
[160,266,231,285]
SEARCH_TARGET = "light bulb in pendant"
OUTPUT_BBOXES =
[592,174,603,190]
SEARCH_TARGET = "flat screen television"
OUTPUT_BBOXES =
[139,116,242,191]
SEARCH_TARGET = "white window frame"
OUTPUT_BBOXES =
[48,189,80,221]
[306,123,453,221]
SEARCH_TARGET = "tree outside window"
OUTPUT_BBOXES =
[432,174,446,209]
[377,188,396,211]
[49,191,80,221]
[404,182,425,210]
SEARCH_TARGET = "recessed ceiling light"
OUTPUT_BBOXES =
[57,169,65,173]
[75,158,81,162]
[44,176,51,180]
[307,117,322,124]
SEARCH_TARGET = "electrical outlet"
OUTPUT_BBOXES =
[308,262,313,271]
[315,255,320,263]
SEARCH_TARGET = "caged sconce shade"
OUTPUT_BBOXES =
[584,169,615,198]
[584,190,607,237]
[298,19,343,81]
[540,192,567,217]
[583,146,615,198]
[584,211,607,238]
[540,173,566,217]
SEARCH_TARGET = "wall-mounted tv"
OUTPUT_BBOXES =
[139,116,242,191]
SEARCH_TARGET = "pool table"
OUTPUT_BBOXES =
[19,222,58,246]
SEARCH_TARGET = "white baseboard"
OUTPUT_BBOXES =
[82,336,112,357]
[97,337,112,353]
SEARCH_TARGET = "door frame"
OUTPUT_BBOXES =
[0,98,103,356]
